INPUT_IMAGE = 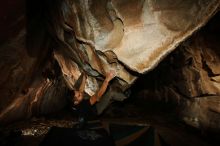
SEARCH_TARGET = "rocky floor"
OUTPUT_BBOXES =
[0,99,219,146]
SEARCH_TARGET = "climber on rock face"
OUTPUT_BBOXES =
[73,70,116,105]
[71,70,116,128]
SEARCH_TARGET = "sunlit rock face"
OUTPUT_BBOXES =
[69,0,220,74]
[0,0,219,125]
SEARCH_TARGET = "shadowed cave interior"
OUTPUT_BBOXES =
[0,0,220,146]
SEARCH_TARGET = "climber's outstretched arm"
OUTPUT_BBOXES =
[90,70,116,105]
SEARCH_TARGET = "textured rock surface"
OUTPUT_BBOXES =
[0,0,220,128]
[131,12,220,131]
